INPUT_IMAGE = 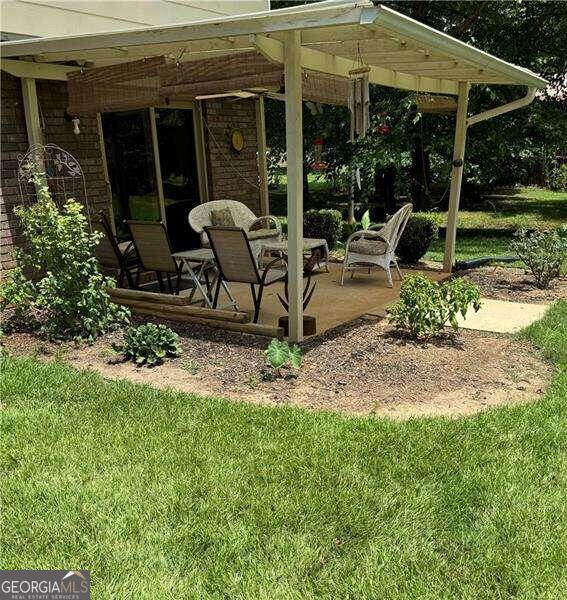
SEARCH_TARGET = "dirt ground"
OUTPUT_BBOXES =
[3,314,552,420]
[460,266,566,304]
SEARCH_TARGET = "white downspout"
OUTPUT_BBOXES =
[467,87,538,127]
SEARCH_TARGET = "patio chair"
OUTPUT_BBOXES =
[126,220,207,295]
[189,199,281,260]
[341,204,413,288]
[204,226,287,323]
[93,211,143,288]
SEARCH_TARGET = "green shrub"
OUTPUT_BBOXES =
[389,274,482,340]
[396,214,439,264]
[303,209,343,250]
[511,227,567,289]
[114,322,181,366]
[546,163,567,192]
[0,167,129,341]
[265,338,302,372]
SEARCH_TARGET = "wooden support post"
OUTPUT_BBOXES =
[21,77,43,148]
[284,31,304,343]
[443,81,470,272]
[255,95,270,215]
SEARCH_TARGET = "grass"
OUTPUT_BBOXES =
[1,301,566,599]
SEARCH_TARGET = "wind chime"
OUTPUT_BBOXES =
[347,43,370,224]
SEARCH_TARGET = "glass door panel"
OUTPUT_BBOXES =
[154,108,201,252]
[101,110,160,240]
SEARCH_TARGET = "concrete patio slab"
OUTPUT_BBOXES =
[457,298,549,333]
[225,262,447,336]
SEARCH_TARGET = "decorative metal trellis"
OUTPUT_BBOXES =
[17,143,92,227]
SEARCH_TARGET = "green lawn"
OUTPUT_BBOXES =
[1,301,566,599]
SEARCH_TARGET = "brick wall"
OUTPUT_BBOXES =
[1,72,28,271]
[202,98,261,215]
[0,72,110,272]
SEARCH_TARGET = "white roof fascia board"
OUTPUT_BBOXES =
[372,4,547,88]
[0,2,369,58]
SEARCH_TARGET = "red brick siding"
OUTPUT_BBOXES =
[202,98,261,215]
[1,72,28,271]
[36,80,109,217]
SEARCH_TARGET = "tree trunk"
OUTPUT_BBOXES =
[410,131,432,212]
[373,166,397,219]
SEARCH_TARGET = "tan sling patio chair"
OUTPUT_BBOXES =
[126,220,209,295]
[204,226,287,323]
[341,203,413,287]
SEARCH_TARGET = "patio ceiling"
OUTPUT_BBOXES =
[0,0,548,94]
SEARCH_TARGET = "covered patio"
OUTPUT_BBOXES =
[1,0,547,341]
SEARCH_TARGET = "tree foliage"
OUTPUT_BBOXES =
[266,1,566,209]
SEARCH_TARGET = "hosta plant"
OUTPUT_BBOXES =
[511,227,567,289]
[389,274,482,340]
[265,338,302,374]
[113,322,181,367]
[0,166,129,341]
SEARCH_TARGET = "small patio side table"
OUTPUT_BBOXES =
[172,248,238,310]
[262,238,330,272]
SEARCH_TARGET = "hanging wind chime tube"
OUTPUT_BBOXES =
[346,47,371,223]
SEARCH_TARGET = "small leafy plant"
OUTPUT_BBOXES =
[389,275,482,340]
[265,338,302,374]
[0,166,129,341]
[511,227,567,289]
[113,323,181,367]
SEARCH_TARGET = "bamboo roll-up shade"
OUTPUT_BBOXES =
[67,56,165,114]
[302,70,350,107]
[159,51,283,98]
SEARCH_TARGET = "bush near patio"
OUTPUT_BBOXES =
[389,274,482,340]
[303,209,343,252]
[1,300,565,598]
[396,213,439,264]
[0,168,129,341]
[511,227,567,289]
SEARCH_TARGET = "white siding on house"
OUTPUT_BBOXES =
[0,0,270,38]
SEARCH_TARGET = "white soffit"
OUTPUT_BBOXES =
[0,1,548,94]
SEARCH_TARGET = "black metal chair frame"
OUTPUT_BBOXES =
[97,211,141,289]
[204,226,287,323]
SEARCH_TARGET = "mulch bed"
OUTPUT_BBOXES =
[459,266,566,304]
[2,312,552,420]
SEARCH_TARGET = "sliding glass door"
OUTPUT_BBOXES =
[101,106,202,250]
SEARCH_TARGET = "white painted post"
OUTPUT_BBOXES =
[255,95,270,215]
[284,30,303,342]
[443,81,470,272]
[21,77,43,148]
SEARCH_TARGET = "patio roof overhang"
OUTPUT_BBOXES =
[0,0,548,92]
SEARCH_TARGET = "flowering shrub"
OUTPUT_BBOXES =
[0,167,129,341]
